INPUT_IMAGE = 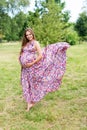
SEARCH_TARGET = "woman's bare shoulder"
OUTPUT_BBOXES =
[34,40,40,47]
[34,40,40,44]
[34,40,42,51]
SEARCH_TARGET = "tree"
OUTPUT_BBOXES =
[0,10,12,41]
[0,0,30,41]
[75,12,87,40]
[0,0,30,15]
[13,12,27,40]
[25,0,70,45]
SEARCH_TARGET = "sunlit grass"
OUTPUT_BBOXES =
[0,42,87,130]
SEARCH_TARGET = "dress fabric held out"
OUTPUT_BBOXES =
[19,41,70,103]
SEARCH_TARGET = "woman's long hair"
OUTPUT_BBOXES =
[20,28,35,55]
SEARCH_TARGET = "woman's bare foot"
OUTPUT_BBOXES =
[26,103,34,112]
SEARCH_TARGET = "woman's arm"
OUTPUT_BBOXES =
[23,41,43,68]
[33,41,43,63]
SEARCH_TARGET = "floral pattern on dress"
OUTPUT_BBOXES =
[19,41,70,103]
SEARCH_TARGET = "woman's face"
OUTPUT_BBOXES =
[25,31,33,41]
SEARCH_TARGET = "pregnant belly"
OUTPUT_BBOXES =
[19,53,35,66]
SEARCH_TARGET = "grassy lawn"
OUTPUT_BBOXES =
[0,42,87,130]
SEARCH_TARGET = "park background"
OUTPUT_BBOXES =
[0,0,87,130]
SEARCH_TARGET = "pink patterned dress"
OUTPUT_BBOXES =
[19,41,70,103]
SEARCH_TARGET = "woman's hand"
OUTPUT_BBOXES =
[22,59,36,68]
[22,62,34,68]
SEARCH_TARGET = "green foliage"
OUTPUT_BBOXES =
[0,11,27,41]
[75,12,87,41]
[25,0,70,45]
[39,1,66,44]
[0,0,30,15]
[0,0,30,41]
[63,10,70,22]
[66,31,79,45]
[65,25,80,45]
[0,11,12,41]
[0,0,80,45]
[12,12,27,40]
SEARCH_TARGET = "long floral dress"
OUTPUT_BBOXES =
[19,41,70,103]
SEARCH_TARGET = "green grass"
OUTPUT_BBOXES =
[0,42,87,130]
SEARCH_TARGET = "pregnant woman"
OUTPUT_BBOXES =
[19,28,70,111]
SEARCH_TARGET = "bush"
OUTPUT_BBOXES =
[65,29,80,45]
